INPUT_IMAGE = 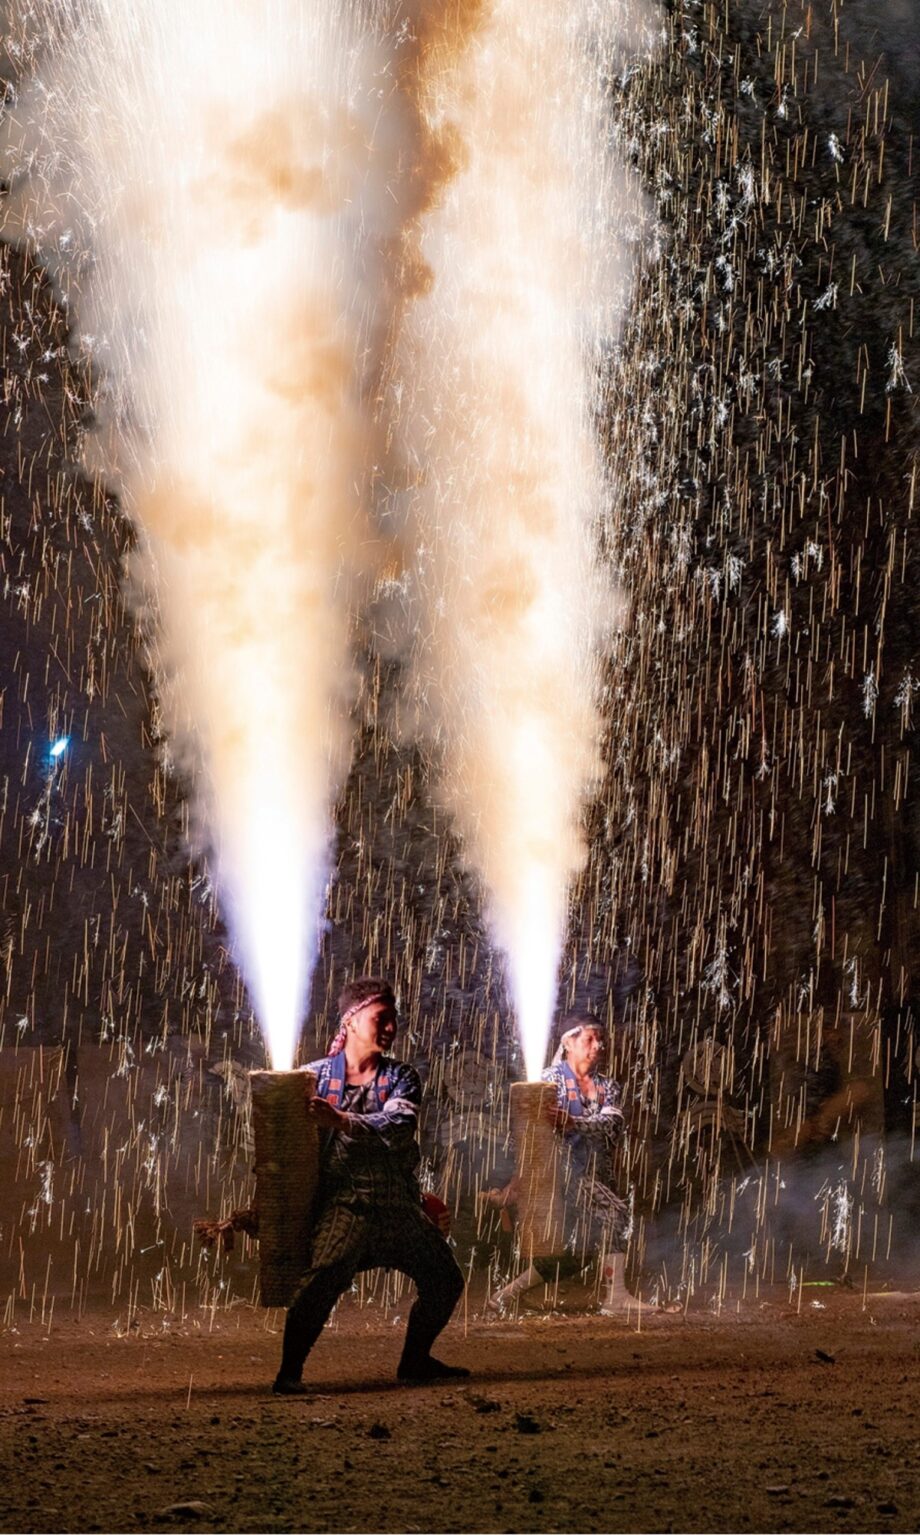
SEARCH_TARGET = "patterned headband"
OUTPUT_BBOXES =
[340,990,391,1026]
[551,1022,604,1065]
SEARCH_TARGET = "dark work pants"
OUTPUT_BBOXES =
[279,1199,465,1381]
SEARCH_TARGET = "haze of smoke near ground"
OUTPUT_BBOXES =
[0,0,919,1322]
[379,0,647,1080]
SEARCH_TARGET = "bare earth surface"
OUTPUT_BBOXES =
[1,1290,919,1535]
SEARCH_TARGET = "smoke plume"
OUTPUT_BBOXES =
[2,0,389,1069]
[383,0,651,1078]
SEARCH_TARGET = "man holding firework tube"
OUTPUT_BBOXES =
[273,977,468,1393]
[487,1012,640,1314]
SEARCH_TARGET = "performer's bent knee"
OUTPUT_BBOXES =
[289,1259,352,1312]
[435,1251,465,1306]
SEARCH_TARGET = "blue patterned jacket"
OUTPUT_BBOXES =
[305,1054,422,1208]
[541,1062,624,1182]
[540,1062,630,1251]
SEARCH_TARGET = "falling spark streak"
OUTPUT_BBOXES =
[5,0,383,1069]
[389,0,643,1081]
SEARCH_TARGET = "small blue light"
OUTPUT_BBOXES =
[50,737,70,759]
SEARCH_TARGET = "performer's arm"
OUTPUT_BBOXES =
[577,1078,625,1146]
[540,1066,625,1143]
[311,1062,421,1149]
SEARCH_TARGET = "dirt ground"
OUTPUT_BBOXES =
[1,1288,919,1535]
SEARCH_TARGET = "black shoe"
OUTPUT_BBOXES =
[272,1376,309,1396]
[397,1356,471,1383]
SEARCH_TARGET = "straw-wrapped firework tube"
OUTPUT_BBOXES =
[509,1081,567,1261]
[249,1069,318,1307]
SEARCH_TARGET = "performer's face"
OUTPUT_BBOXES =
[568,1026,604,1076]
[348,1000,398,1055]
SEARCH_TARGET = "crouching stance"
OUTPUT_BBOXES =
[489,1012,642,1315]
[274,977,468,1394]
